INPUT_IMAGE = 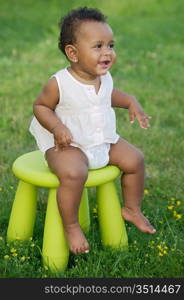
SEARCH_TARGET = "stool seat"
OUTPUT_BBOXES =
[13,150,121,187]
[7,150,128,272]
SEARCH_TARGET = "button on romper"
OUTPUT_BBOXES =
[29,68,119,169]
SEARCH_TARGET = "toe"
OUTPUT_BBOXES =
[150,228,156,234]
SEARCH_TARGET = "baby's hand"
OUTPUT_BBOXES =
[129,98,151,129]
[52,122,73,150]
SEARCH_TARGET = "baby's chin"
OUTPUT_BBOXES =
[96,67,111,76]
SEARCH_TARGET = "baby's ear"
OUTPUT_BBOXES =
[65,45,78,63]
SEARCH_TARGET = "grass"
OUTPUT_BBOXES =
[0,0,184,278]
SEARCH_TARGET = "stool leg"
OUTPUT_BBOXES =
[96,181,128,249]
[79,188,90,233]
[7,180,37,241]
[42,188,69,272]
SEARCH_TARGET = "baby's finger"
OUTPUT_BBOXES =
[140,118,150,129]
[54,141,59,152]
[129,112,135,124]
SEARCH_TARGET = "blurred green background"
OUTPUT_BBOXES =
[0,0,184,277]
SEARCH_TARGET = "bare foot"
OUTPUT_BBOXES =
[122,207,156,234]
[64,223,89,254]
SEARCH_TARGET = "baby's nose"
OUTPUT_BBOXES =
[103,47,112,56]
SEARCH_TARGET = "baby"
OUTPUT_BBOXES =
[30,7,156,255]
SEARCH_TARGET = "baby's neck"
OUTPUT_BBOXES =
[68,66,100,86]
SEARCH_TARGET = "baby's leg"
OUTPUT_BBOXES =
[109,138,156,234]
[46,146,89,254]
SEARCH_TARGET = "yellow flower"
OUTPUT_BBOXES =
[173,210,177,216]
[163,250,167,255]
[158,252,163,256]
[171,197,175,201]
[12,253,18,257]
[144,189,149,195]
[4,255,10,259]
[175,214,182,219]
[157,245,162,250]
[10,248,17,253]
[0,236,3,240]
[0,187,2,191]
[20,256,26,261]
[167,205,174,210]
[93,207,97,213]
[176,201,181,206]
[31,243,35,247]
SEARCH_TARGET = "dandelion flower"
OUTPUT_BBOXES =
[158,252,163,256]
[20,256,26,261]
[176,201,181,206]
[10,248,17,253]
[144,189,149,195]
[4,255,10,259]
[175,214,182,219]
[167,205,174,210]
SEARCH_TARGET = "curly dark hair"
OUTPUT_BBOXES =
[58,7,107,56]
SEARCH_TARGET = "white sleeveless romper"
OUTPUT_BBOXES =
[29,68,119,169]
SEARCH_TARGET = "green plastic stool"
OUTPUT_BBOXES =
[7,150,128,271]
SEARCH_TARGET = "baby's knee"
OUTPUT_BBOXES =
[133,149,144,170]
[60,167,88,184]
[121,149,144,173]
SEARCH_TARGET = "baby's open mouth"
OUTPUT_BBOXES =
[99,60,111,67]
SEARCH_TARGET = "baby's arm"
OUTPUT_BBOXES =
[111,88,151,129]
[33,77,73,148]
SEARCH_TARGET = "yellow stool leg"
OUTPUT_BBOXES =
[96,181,128,249]
[79,188,90,233]
[7,180,37,241]
[42,188,69,272]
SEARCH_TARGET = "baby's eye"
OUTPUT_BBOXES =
[109,43,114,49]
[95,44,102,49]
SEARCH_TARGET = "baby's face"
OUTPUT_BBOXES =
[73,21,116,77]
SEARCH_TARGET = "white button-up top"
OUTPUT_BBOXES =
[29,68,119,152]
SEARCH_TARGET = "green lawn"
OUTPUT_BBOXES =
[0,0,184,278]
